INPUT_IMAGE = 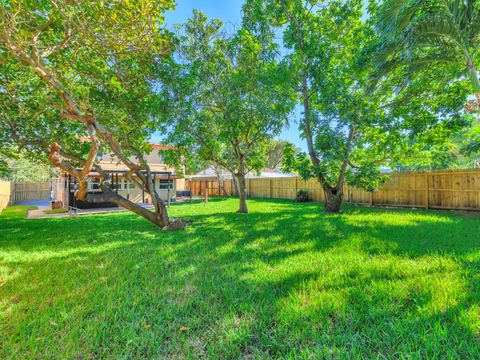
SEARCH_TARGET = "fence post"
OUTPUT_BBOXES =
[425,172,429,209]
[10,182,15,204]
[369,191,373,206]
[269,179,273,198]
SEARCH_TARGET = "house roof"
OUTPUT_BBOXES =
[189,167,298,179]
[96,162,174,173]
[76,138,178,175]
[84,171,178,179]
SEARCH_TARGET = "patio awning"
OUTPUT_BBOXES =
[85,171,179,179]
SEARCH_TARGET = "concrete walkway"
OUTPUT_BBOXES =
[27,203,155,219]
[15,200,51,219]
[16,200,51,208]
[19,198,199,219]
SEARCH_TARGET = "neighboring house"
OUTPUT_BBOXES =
[57,144,183,209]
[246,168,298,179]
[188,166,298,181]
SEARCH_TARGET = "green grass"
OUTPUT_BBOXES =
[43,208,69,215]
[1,198,480,358]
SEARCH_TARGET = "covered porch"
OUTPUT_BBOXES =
[60,170,177,209]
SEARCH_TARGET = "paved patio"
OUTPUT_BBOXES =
[27,203,156,219]
[17,197,203,219]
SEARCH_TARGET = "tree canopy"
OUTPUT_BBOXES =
[164,11,295,213]
[0,0,188,229]
[245,0,472,212]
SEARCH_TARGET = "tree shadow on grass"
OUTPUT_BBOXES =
[1,200,480,357]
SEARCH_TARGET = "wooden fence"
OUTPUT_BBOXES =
[186,168,480,211]
[9,181,52,204]
[0,181,11,212]
[186,179,234,197]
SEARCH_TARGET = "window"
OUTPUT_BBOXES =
[159,179,174,190]
[89,178,101,190]
[124,180,136,189]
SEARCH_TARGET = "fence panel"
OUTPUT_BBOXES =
[0,181,11,212]
[271,178,297,199]
[248,179,271,198]
[186,169,480,211]
[186,179,228,197]
[10,181,52,203]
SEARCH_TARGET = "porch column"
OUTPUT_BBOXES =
[167,173,171,207]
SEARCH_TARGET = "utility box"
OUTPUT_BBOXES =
[51,200,63,209]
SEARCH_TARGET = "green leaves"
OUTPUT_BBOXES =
[374,0,480,93]
[166,11,295,177]
[1,0,176,163]
[282,143,316,180]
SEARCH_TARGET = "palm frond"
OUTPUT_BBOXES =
[376,0,426,34]
[413,13,463,49]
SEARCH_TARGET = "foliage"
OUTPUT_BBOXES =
[294,189,311,202]
[0,0,184,228]
[245,0,401,210]
[164,11,295,212]
[395,123,480,170]
[374,0,480,155]
[246,0,473,213]
[282,142,315,179]
[265,139,293,169]
[375,0,480,95]
[2,200,480,358]
[0,154,52,182]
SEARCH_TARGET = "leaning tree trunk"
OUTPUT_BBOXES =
[323,186,343,213]
[86,183,187,230]
[3,22,187,231]
[86,189,167,227]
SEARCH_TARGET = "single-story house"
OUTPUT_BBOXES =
[188,166,298,181]
[56,144,185,209]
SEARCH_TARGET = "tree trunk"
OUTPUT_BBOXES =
[324,187,343,213]
[236,173,249,214]
[215,167,228,196]
[86,184,186,231]
[88,191,155,227]
[466,58,480,96]
[231,172,240,197]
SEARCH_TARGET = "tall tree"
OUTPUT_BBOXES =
[246,0,470,212]
[245,0,379,211]
[0,0,186,229]
[164,11,294,213]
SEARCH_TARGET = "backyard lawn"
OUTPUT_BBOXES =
[1,198,480,358]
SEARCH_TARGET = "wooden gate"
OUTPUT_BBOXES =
[10,181,53,203]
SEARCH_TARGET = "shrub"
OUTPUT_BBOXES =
[295,189,311,202]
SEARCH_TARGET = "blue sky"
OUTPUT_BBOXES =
[163,0,306,151]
